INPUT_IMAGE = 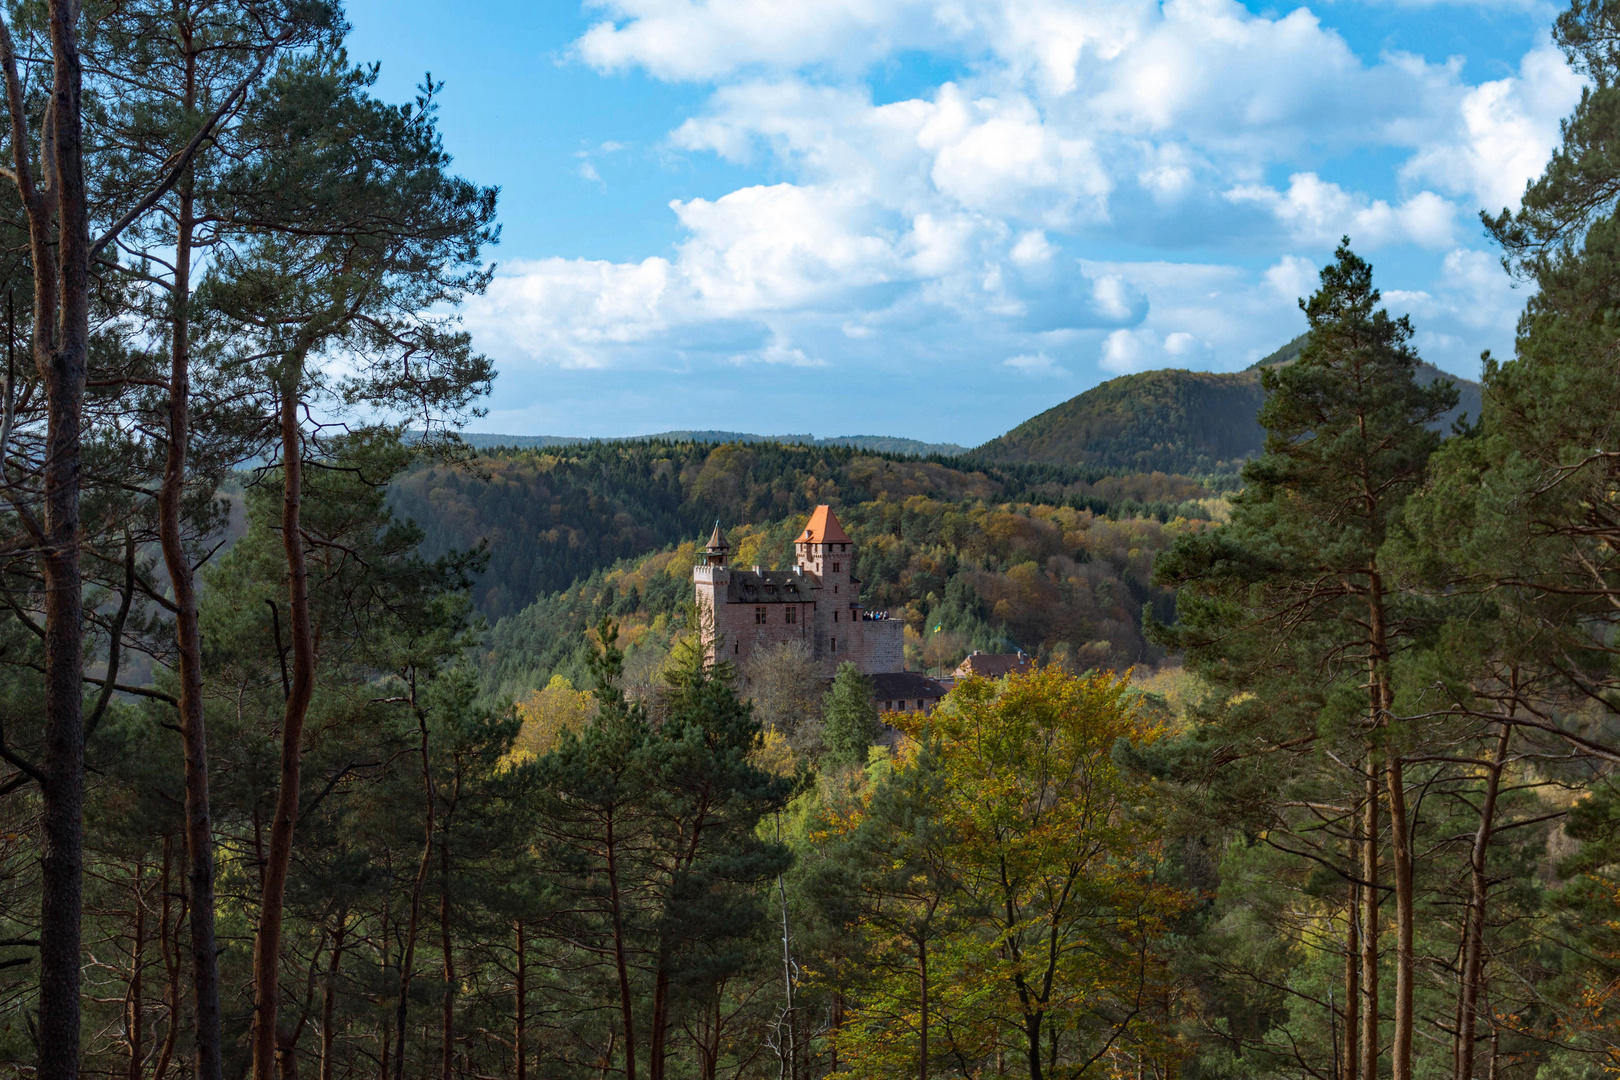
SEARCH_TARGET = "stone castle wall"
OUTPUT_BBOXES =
[696,508,906,677]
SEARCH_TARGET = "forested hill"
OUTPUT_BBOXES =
[973,335,1482,472]
[390,440,1216,621]
[451,430,970,456]
[479,494,1207,698]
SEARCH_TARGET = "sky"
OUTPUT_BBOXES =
[343,0,1580,446]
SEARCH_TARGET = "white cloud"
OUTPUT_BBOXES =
[1100,328,1153,373]
[1382,247,1523,374]
[1004,351,1067,375]
[1265,254,1318,304]
[1227,173,1460,248]
[575,0,948,81]
[474,0,1560,402]
[1010,229,1056,266]
[465,256,678,369]
[1402,42,1582,212]
[919,85,1110,225]
[737,337,826,366]
[669,183,904,315]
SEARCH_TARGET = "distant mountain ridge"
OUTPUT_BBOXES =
[452,430,970,457]
[973,334,1483,474]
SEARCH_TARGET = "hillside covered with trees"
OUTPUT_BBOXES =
[478,494,1202,698]
[391,441,1217,619]
[974,334,1482,473]
[5,1,1620,1080]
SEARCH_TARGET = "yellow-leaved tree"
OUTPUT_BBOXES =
[816,667,1188,1080]
[509,675,597,764]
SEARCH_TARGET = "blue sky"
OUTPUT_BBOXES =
[345,0,1577,446]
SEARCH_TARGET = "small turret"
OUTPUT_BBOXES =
[704,520,731,567]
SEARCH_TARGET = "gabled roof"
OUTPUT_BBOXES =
[954,651,1033,679]
[796,504,851,545]
[870,671,947,701]
[725,568,818,603]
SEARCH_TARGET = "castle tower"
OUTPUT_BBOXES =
[695,505,902,674]
[693,520,732,662]
[702,519,730,566]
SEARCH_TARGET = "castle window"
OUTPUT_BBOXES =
[734,643,739,655]
[785,607,797,624]
[831,637,837,653]
[833,610,838,622]
[755,606,767,624]
[833,586,839,595]
[832,562,840,573]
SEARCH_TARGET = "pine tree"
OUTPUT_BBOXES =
[822,664,878,770]
[1151,239,1456,1080]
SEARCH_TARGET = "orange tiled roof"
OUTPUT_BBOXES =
[795,504,851,545]
[954,651,1033,679]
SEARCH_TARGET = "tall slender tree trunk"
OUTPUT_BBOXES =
[252,360,317,1080]
[918,934,929,1080]
[395,692,436,1080]
[152,840,183,1080]
[1368,570,1411,1080]
[777,857,796,1080]
[1361,759,1379,1080]
[514,922,527,1080]
[160,164,224,1080]
[1387,755,1415,1080]
[30,3,91,1071]
[1024,1013,1044,1080]
[649,961,670,1080]
[1456,723,1510,1080]
[439,833,454,1080]
[321,916,345,1080]
[1345,877,1359,1080]
[127,860,146,1080]
[605,813,637,1080]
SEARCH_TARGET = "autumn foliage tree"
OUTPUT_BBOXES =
[812,668,1188,1080]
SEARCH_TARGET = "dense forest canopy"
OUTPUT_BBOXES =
[1,1,1620,1080]
[390,440,1216,619]
[974,333,1482,473]
[478,493,1197,699]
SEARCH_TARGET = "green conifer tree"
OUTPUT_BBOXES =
[822,663,878,770]
[1150,239,1455,1080]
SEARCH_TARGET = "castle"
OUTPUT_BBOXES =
[694,505,905,676]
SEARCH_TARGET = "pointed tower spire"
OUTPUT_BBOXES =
[704,520,730,566]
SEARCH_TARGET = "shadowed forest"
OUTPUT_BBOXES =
[3,2,1620,1080]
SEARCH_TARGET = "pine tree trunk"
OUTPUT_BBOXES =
[1345,876,1358,1080]
[395,691,436,1080]
[605,812,638,1080]
[1387,755,1415,1080]
[918,934,929,1080]
[251,362,317,1080]
[649,961,670,1080]
[161,167,224,1080]
[32,2,91,1068]
[127,860,145,1080]
[440,835,454,1080]
[321,917,345,1080]
[151,840,183,1080]
[1456,723,1510,1080]
[514,922,527,1080]
[1361,761,1379,1080]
